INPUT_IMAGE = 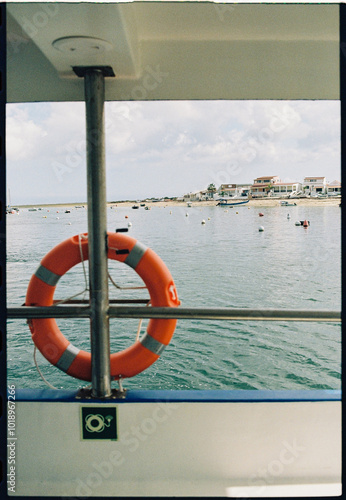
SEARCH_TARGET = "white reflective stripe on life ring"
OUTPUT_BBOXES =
[124,241,147,269]
[55,343,80,371]
[140,332,167,356]
[35,265,61,286]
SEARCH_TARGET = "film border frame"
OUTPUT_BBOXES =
[0,2,345,498]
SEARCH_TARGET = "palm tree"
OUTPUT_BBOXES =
[206,183,217,199]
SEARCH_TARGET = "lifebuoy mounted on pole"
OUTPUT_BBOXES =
[25,232,180,381]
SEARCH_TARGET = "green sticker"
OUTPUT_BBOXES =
[81,407,117,440]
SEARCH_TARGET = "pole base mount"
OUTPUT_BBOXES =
[73,66,116,78]
[75,387,127,400]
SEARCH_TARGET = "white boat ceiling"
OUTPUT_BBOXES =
[6,1,339,103]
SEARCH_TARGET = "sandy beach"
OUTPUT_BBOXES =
[18,197,341,210]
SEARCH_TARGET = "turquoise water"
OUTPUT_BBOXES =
[6,203,341,391]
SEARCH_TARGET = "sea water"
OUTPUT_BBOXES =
[6,203,341,391]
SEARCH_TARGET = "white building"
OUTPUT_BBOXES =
[250,176,302,197]
[303,177,327,195]
[218,183,252,197]
[250,176,279,197]
[326,180,341,196]
[183,191,202,202]
[271,181,302,197]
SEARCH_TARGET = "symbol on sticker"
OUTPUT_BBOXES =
[81,407,117,440]
[85,414,113,433]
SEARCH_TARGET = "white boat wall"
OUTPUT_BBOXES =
[3,1,342,498]
[11,389,341,497]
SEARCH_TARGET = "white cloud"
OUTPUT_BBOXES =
[6,100,341,203]
[6,105,44,160]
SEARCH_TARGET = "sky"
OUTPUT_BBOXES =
[6,100,341,205]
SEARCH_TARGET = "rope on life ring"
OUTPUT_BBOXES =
[25,232,180,381]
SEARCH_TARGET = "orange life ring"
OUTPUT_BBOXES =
[25,232,180,381]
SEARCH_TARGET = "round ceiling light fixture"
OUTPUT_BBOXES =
[52,36,113,56]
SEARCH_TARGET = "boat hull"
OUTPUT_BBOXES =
[8,389,341,497]
[217,200,250,206]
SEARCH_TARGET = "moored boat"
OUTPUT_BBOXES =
[279,200,297,206]
[216,199,249,206]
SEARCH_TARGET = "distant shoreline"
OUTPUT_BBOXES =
[16,197,341,209]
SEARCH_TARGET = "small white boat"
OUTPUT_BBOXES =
[279,200,297,206]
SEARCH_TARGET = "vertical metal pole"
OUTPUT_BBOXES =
[84,69,111,398]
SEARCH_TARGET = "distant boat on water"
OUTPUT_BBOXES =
[6,188,19,214]
[279,200,297,206]
[216,199,249,207]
